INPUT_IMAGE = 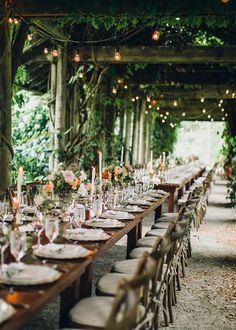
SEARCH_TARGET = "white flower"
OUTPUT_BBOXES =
[79,170,87,182]
[34,195,44,207]
[34,124,40,129]
[36,114,43,120]
[63,170,76,184]
[77,183,88,197]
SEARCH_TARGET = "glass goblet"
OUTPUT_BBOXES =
[45,217,59,244]
[10,231,27,263]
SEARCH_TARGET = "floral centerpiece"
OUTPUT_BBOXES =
[102,163,134,187]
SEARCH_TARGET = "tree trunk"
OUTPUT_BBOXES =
[132,100,140,165]
[138,100,146,165]
[0,13,13,189]
[48,60,57,171]
[54,47,67,168]
[125,108,132,164]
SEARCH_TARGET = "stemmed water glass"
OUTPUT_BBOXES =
[10,231,27,264]
[45,217,59,244]
[0,225,10,270]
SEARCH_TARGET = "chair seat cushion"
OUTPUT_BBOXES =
[137,236,158,247]
[68,296,114,327]
[162,212,179,219]
[113,259,140,274]
[145,229,167,237]
[129,247,152,259]
[152,222,170,230]
[96,273,133,296]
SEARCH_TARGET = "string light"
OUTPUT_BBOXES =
[173,100,178,107]
[207,114,211,119]
[222,117,225,121]
[135,96,139,100]
[220,99,223,104]
[164,116,167,119]
[44,47,49,54]
[157,106,160,110]
[112,86,117,94]
[73,50,81,62]
[160,114,163,118]
[52,48,59,57]
[148,104,152,109]
[117,79,123,84]
[201,97,205,103]
[8,17,13,24]
[114,47,121,61]
[225,113,228,117]
[232,92,235,98]
[182,112,186,117]
[211,118,214,122]
[79,72,84,78]
[124,85,128,89]
[202,109,206,113]
[152,29,161,41]
[145,110,149,114]
[147,96,151,102]
[166,112,169,116]
[13,18,19,25]
[218,103,221,107]
[221,108,225,112]
[131,98,135,102]
[226,89,230,94]
[162,119,165,123]
[27,33,33,41]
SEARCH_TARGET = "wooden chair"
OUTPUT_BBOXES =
[66,253,157,329]
[8,184,32,207]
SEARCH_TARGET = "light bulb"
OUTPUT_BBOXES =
[156,106,160,110]
[112,86,117,94]
[207,114,211,119]
[173,100,178,107]
[13,18,19,25]
[166,111,169,115]
[202,109,206,113]
[114,48,121,61]
[211,118,214,122]
[218,103,221,107]
[145,110,148,114]
[162,119,165,123]
[148,105,152,109]
[220,99,223,104]
[164,116,167,119]
[131,98,135,102]
[160,114,163,118]
[147,96,151,102]
[201,97,205,103]
[73,51,80,62]
[226,89,230,94]
[79,72,84,78]
[52,49,59,57]
[44,47,49,54]
[27,33,33,41]
[8,17,13,24]
[221,108,225,112]
[152,30,160,41]
[135,96,139,100]
[232,93,235,98]
[124,85,128,89]
[222,117,225,121]
[182,112,186,117]
[225,113,228,117]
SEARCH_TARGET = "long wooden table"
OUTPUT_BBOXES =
[0,194,169,330]
[156,167,205,212]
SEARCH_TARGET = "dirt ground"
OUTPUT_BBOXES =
[23,179,236,330]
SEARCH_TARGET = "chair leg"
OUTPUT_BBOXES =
[176,265,181,291]
[163,288,169,327]
[181,255,186,277]
[167,281,174,323]
[172,275,177,305]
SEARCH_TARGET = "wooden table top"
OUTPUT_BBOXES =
[0,194,169,330]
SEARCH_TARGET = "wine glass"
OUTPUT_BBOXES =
[10,231,27,263]
[45,217,59,244]
[92,199,103,217]
[74,204,86,227]
[34,209,45,247]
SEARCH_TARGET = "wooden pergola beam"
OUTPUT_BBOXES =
[76,46,236,64]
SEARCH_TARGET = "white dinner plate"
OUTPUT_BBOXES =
[127,199,151,206]
[86,218,125,229]
[64,228,111,241]
[114,206,143,213]
[34,243,90,259]
[0,263,61,285]
[0,299,15,325]
[101,211,135,220]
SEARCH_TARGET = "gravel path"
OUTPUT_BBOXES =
[22,179,236,329]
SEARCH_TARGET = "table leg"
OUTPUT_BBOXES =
[127,224,139,258]
[137,222,142,240]
[155,205,162,223]
[168,193,175,213]
[177,187,183,199]
[59,264,93,328]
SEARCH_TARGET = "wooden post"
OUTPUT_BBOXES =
[0,10,13,189]
[48,60,57,171]
[54,46,67,168]
[138,100,146,165]
[132,99,140,165]
[125,108,132,164]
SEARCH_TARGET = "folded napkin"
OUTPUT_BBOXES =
[66,228,104,239]
[34,243,89,259]
[0,299,15,325]
[22,206,36,215]
[103,210,130,219]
